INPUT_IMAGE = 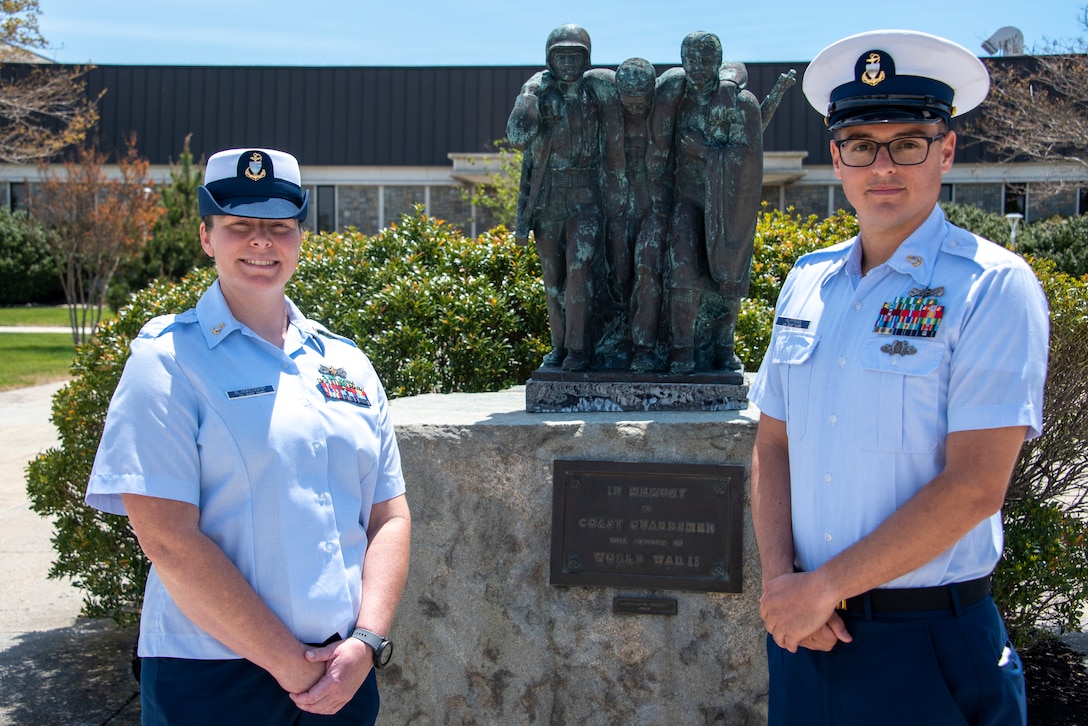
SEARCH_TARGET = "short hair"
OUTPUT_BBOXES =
[616,58,656,97]
[681,31,722,66]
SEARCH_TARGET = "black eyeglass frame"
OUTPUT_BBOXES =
[834,132,949,168]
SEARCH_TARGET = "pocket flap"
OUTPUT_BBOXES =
[771,330,819,366]
[859,338,943,376]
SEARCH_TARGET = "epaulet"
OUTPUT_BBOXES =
[793,238,854,268]
[137,309,198,339]
[310,321,358,348]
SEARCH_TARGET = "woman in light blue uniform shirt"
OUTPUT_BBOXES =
[86,148,410,724]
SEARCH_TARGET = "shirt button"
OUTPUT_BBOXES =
[823,473,832,483]
[829,415,838,425]
[281,362,291,371]
[300,399,310,407]
[854,302,863,311]
[324,542,336,554]
[890,356,900,366]
[312,442,322,453]
[838,357,847,366]
[825,532,833,542]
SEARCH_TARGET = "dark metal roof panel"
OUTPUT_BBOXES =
[66,61,1010,167]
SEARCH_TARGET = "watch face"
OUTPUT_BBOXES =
[375,640,393,668]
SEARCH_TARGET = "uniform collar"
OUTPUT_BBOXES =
[195,280,322,351]
[196,281,243,348]
[285,297,327,355]
[882,205,948,285]
[825,205,948,288]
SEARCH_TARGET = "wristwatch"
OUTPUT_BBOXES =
[350,627,393,669]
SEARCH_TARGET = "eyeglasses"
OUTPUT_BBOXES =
[834,133,948,167]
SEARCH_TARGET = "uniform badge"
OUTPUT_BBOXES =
[906,255,924,267]
[874,296,944,338]
[317,364,371,407]
[880,340,917,356]
[909,286,944,297]
[862,53,885,87]
[244,152,267,181]
[212,323,225,335]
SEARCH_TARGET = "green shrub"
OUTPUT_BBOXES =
[939,203,1032,249]
[941,202,1088,279]
[290,211,548,397]
[993,257,1088,647]
[996,499,1088,647]
[736,206,857,369]
[1019,214,1088,279]
[26,210,548,622]
[0,207,62,305]
[107,139,211,311]
[25,270,213,623]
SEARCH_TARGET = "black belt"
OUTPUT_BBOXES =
[836,575,991,615]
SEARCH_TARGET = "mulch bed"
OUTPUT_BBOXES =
[1023,638,1088,725]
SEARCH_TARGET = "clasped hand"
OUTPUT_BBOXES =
[286,637,373,715]
[759,571,853,653]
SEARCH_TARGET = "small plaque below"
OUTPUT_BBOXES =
[613,596,678,616]
[550,459,744,592]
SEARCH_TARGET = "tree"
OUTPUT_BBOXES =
[0,0,99,163]
[459,139,522,229]
[969,8,1088,179]
[107,134,209,309]
[32,136,163,344]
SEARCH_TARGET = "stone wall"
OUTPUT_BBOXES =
[382,387,767,725]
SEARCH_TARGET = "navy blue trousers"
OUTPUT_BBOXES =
[767,597,1026,725]
[140,656,380,725]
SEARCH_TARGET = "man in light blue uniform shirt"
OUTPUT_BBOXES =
[750,30,1048,725]
[86,148,410,723]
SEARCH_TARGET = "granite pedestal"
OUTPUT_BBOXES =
[382,385,767,725]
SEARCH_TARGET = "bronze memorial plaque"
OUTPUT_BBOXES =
[550,460,744,592]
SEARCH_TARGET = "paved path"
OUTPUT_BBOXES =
[0,381,140,725]
[0,325,93,335]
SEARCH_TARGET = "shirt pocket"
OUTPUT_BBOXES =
[857,339,944,454]
[770,330,819,440]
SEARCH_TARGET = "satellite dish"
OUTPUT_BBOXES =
[982,26,1025,55]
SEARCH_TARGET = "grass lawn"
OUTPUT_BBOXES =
[0,305,115,327]
[0,333,77,391]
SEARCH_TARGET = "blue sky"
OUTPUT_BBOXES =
[36,0,1080,67]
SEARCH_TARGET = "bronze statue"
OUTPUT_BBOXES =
[510,28,792,378]
[653,31,764,375]
[507,24,626,372]
[610,58,674,373]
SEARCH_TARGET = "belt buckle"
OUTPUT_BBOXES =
[837,599,847,611]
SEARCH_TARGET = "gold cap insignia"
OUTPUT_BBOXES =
[212,323,225,335]
[244,152,267,182]
[906,255,924,267]
[862,52,885,87]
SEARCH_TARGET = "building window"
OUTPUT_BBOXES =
[10,182,28,212]
[939,183,953,204]
[1079,187,1088,215]
[316,185,336,233]
[1004,184,1026,219]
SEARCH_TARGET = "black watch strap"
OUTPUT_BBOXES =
[350,627,393,669]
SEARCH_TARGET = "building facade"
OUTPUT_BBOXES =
[1,59,1084,233]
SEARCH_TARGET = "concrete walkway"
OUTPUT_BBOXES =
[0,381,140,725]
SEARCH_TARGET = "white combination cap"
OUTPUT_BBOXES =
[803,29,990,130]
[198,148,309,221]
